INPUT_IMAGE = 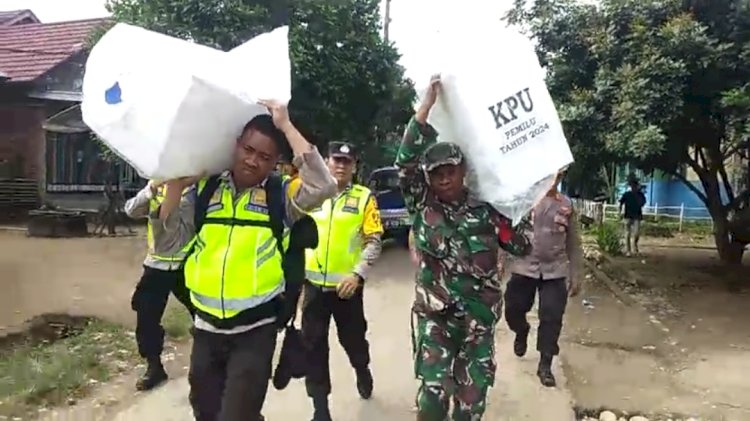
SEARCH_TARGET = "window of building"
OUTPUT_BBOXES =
[45,131,142,192]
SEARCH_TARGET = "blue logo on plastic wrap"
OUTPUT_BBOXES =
[105,82,122,104]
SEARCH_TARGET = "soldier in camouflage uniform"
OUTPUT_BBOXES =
[396,75,531,421]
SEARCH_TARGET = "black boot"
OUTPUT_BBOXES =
[513,330,528,357]
[537,354,556,387]
[311,395,332,421]
[355,366,373,399]
[136,358,168,391]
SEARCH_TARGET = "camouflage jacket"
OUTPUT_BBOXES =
[395,116,531,325]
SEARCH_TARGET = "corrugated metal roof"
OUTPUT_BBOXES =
[0,17,108,82]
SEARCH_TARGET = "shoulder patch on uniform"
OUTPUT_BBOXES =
[345,196,360,208]
[250,189,267,207]
[244,187,269,214]
[206,185,224,213]
[209,188,222,204]
[342,195,361,214]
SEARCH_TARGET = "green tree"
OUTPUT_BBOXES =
[102,0,414,168]
[507,0,750,264]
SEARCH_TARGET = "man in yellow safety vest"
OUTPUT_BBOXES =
[303,142,384,421]
[157,100,336,421]
[124,181,195,391]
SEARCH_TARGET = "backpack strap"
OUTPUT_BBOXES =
[264,173,286,258]
[265,173,299,327]
[192,173,284,250]
[193,175,221,234]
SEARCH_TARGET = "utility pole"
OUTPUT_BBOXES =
[384,0,392,42]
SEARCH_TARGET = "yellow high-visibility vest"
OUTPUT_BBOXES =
[305,185,370,288]
[184,178,288,320]
[146,185,192,262]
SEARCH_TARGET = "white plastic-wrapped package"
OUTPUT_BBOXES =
[81,23,291,180]
[415,23,574,225]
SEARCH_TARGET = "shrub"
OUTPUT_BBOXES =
[594,222,622,255]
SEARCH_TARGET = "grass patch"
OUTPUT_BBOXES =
[585,217,714,240]
[0,318,137,417]
[162,304,193,340]
[592,221,623,256]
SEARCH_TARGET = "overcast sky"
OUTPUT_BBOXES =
[0,0,515,83]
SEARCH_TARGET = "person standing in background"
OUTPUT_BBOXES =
[619,175,647,256]
[124,181,196,391]
[504,172,583,388]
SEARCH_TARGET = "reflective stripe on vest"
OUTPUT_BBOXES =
[184,178,288,320]
[146,186,191,262]
[305,184,369,288]
[190,280,284,311]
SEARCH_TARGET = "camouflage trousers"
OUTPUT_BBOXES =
[412,310,497,421]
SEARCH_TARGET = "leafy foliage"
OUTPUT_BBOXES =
[507,0,750,263]
[594,221,623,256]
[102,0,414,167]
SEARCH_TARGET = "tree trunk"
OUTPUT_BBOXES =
[712,215,745,265]
[701,172,745,265]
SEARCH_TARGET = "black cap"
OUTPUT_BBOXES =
[328,142,357,160]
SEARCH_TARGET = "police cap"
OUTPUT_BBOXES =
[328,142,357,161]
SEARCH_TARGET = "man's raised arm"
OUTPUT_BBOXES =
[395,75,442,214]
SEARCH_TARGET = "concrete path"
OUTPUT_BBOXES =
[112,249,576,420]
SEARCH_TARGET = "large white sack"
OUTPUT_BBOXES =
[81,23,291,180]
[415,23,574,225]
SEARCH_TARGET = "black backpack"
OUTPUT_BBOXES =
[192,173,317,327]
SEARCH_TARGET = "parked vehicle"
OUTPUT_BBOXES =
[367,166,410,246]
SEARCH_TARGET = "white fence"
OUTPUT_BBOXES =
[572,199,713,231]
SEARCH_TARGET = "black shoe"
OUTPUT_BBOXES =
[136,359,168,391]
[311,396,332,421]
[537,354,556,387]
[513,331,528,357]
[355,367,373,399]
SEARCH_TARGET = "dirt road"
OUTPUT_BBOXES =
[0,229,144,331]
[5,229,748,420]
[110,248,576,420]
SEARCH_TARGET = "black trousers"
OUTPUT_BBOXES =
[189,323,277,421]
[504,273,568,356]
[302,281,370,397]
[131,265,195,360]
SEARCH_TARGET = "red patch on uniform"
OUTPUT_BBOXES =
[497,220,513,244]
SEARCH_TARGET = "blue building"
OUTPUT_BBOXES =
[615,165,731,220]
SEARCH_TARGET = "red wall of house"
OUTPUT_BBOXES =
[0,105,45,183]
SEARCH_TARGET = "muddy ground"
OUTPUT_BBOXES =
[0,229,144,332]
[565,240,750,420]
[0,228,748,420]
